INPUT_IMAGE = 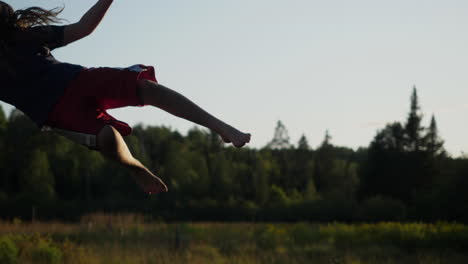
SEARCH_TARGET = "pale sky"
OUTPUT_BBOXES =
[3,0,468,156]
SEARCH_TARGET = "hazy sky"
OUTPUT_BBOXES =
[3,0,468,156]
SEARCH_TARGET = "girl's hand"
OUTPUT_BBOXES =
[64,0,113,45]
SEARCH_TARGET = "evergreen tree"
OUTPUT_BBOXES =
[0,92,464,222]
[360,88,446,203]
[323,130,332,147]
[314,130,335,192]
[292,134,314,193]
[297,134,310,150]
[359,122,407,201]
[404,86,424,152]
[372,122,405,152]
[266,121,292,149]
[425,114,445,156]
[251,154,271,205]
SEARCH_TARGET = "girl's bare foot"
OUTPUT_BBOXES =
[131,166,168,194]
[218,125,251,148]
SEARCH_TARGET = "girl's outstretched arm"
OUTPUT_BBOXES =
[63,0,113,45]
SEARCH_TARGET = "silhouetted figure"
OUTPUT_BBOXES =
[0,0,251,194]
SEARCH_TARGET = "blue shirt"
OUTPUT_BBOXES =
[0,25,84,127]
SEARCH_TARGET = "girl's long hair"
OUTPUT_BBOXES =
[9,7,64,29]
[0,2,64,76]
[1,2,64,31]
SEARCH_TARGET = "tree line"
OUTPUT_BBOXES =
[0,86,467,222]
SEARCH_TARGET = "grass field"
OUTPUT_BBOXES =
[0,214,467,264]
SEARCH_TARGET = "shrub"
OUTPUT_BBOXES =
[31,240,62,264]
[0,237,18,264]
[190,244,225,262]
[255,224,288,250]
[289,223,322,246]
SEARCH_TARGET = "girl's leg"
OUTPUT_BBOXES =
[96,125,168,194]
[136,79,251,147]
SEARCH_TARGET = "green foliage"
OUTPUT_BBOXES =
[0,222,468,263]
[297,134,309,150]
[0,88,465,223]
[255,224,289,250]
[404,86,424,152]
[0,237,18,264]
[19,149,55,201]
[268,185,290,206]
[303,180,319,201]
[31,239,62,264]
[290,223,321,246]
[359,87,449,208]
[425,115,445,157]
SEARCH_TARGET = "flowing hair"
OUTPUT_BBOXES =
[11,6,64,29]
[0,2,64,76]
[0,2,64,30]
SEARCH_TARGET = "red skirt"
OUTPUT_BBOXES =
[45,65,157,136]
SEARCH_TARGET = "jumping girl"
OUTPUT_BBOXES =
[0,0,251,194]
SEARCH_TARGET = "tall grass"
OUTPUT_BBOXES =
[1,214,467,263]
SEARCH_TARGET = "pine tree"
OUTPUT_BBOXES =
[322,130,332,147]
[294,134,314,193]
[314,130,335,192]
[425,114,444,156]
[297,134,310,150]
[266,120,292,149]
[404,86,424,152]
